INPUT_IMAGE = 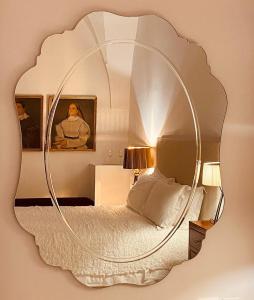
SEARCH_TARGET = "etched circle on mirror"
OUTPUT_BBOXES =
[14,12,227,287]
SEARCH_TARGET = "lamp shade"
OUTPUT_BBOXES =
[123,146,155,170]
[202,162,221,187]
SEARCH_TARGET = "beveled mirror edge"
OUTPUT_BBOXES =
[13,10,228,287]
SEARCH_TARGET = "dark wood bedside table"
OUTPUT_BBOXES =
[189,220,214,259]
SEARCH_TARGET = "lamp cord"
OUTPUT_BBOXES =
[214,186,224,223]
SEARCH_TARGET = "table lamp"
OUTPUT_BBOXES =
[123,146,155,184]
[202,162,224,224]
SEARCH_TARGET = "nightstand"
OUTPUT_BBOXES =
[189,220,213,259]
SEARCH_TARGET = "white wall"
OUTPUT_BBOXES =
[1,1,254,299]
[16,13,136,198]
[129,15,227,146]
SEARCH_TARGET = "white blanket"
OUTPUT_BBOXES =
[14,205,189,286]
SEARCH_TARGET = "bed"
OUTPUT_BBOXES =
[15,135,213,288]
[15,204,190,287]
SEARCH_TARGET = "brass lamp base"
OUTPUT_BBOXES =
[133,169,141,184]
[209,218,216,225]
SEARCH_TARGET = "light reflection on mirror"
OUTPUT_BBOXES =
[14,12,227,287]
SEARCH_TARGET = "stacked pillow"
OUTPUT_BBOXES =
[137,168,176,185]
[177,185,204,229]
[127,180,156,214]
[127,168,204,228]
[143,180,186,227]
[127,168,175,215]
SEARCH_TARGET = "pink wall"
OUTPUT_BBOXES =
[0,0,254,299]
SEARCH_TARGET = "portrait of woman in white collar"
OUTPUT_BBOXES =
[15,95,42,150]
[54,103,91,150]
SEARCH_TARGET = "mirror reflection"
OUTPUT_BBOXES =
[14,12,227,287]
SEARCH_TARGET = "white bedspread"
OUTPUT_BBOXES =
[15,205,189,286]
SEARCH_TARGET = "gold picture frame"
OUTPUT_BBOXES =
[47,95,97,151]
[15,95,43,151]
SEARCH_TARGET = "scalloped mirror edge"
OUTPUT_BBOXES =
[14,11,227,287]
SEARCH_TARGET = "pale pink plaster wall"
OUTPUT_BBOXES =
[0,1,254,299]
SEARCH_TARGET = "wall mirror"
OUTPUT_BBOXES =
[14,12,227,287]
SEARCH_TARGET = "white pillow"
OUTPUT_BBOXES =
[142,181,186,227]
[179,186,205,228]
[127,180,156,214]
[138,168,175,185]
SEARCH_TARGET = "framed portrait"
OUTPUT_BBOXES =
[15,95,43,151]
[48,95,97,151]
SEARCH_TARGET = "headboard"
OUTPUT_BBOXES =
[156,136,221,220]
[156,136,220,186]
